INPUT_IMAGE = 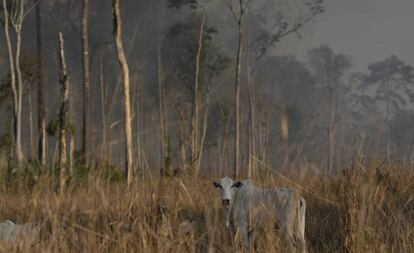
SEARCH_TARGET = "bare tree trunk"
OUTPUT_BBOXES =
[14,3,24,167]
[259,110,269,169]
[246,19,256,178]
[385,81,390,161]
[219,110,232,175]
[113,0,134,188]
[3,0,24,167]
[233,26,243,178]
[36,0,47,167]
[192,12,205,176]
[196,95,210,174]
[81,0,91,164]
[328,82,339,173]
[69,77,75,174]
[69,133,75,174]
[7,116,15,172]
[58,32,69,193]
[28,83,36,161]
[281,105,289,169]
[135,77,141,176]
[157,43,169,176]
[176,103,188,170]
[233,0,245,179]
[234,25,243,178]
[99,57,108,161]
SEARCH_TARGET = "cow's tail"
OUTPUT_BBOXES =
[297,196,307,253]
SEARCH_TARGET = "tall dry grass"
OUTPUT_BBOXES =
[0,161,413,252]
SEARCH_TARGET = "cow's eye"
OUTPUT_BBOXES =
[232,182,243,188]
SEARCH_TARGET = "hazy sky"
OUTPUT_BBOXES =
[277,0,414,71]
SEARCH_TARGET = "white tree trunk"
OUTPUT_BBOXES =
[58,32,69,193]
[3,0,25,167]
[113,0,134,188]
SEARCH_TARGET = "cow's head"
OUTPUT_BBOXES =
[213,177,243,207]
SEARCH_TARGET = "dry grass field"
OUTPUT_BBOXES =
[0,161,413,253]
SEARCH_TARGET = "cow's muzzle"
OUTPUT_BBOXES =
[222,199,230,206]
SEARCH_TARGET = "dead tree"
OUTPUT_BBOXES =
[99,57,109,161]
[191,12,205,176]
[135,76,142,176]
[157,43,169,176]
[113,0,134,188]
[246,17,256,178]
[69,77,75,175]
[35,0,47,167]
[81,0,90,164]
[28,82,35,160]
[2,0,25,167]
[223,0,250,178]
[58,32,69,193]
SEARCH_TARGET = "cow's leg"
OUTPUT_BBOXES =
[239,223,249,252]
[298,197,307,253]
[280,207,297,253]
[234,217,249,252]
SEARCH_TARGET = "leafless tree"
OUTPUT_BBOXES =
[191,12,205,176]
[2,0,27,167]
[157,43,169,176]
[58,32,69,193]
[81,0,91,164]
[35,0,47,167]
[245,0,324,174]
[113,0,134,188]
[99,57,109,162]
[308,45,352,172]
[222,0,251,179]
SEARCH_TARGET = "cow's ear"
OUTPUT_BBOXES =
[213,182,221,188]
[232,181,243,188]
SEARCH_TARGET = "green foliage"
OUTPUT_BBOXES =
[0,163,40,192]
[70,163,126,184]
[0,131,11,151]
[308,44,353,90]
[248,0,324,62]
[46,119,75,137]
[256,55,316,126]
[46,119,59,137]
[0,77,12,155]
[0,75,12,109]
[361,55,414,111]
[19,165,40,190]
[102,164,126,183]
[68,122,75,136]
[71,164,90,184]
[20,54,40,88]
[163,13,230,97]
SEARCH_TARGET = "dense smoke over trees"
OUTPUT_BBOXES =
[1,0,414,177]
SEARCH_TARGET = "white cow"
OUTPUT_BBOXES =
[0,220,39,245]
[213,177,306,252]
